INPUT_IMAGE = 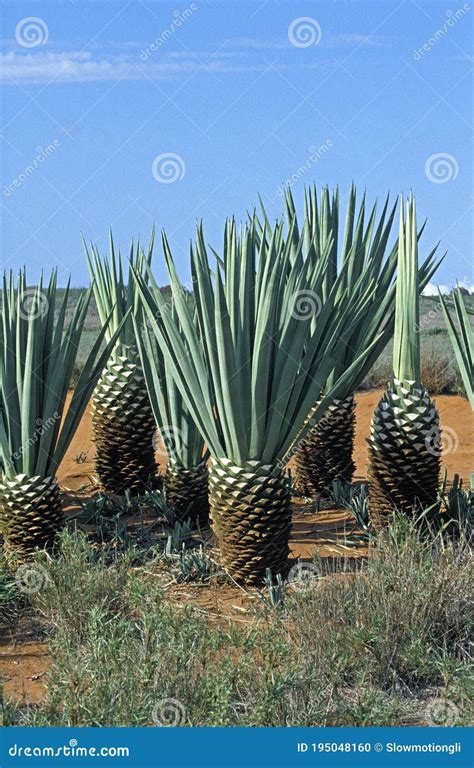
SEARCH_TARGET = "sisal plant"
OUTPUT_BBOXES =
[133,215,385,584]
[288,185,398,496]
[367,197,441,528]
[84,232,157,494]
[260,186,441,498]
[133,266,209,528]
[439,287,473,410]
[0,270,120,557]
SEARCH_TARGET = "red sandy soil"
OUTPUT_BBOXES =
[58,391,473,491]
[1,391,472,705]
[0,643,50,707]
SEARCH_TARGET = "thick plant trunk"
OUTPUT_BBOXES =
[92,349,157,495]
[368,379,441,529]
[209,459,291,585]
[293,394,356,497]
[165,462,209,528]
[0,474,62,557]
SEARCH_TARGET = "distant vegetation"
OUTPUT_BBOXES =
[60,289,472,397]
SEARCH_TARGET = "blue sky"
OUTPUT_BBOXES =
[1,0,472,288]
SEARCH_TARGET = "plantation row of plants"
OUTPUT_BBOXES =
[0,186,472,585]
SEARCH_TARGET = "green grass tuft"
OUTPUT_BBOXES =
[2,522,472,727]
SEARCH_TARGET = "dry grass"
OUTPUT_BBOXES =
[2,515,472,727]
[362,334,465,396]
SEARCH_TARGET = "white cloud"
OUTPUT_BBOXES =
[0,51,185,85]
[331,32,389,48]
[0,30,392,86]
[0,50,329,85]
[422,282,474,296]
[422,283,449,296]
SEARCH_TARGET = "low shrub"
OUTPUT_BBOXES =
[361,337,466,396]
[2,524,472,727]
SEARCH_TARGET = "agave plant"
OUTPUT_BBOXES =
[367,197,441,528]
[0,271,121,556]
[134,216,385,584]
[84,231,157,494]
[133,298,209,527]
[439,287,473,409]
[287,186,397,495]
[259,185,441,498]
